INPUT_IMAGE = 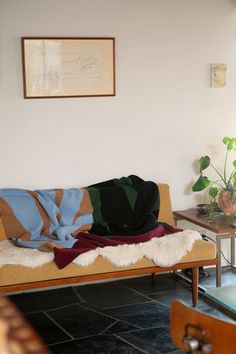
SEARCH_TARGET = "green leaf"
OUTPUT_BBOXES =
[223,137,236,150]
[223,136,230,145]
[232,139,236,151]
[227,140,234,151]
[192,176,211,192]
[225,137,236,151]
[209,187,219,198]
[233,160,236,168]
[199,156,210,172]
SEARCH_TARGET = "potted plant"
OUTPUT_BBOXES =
[192,137,236,215]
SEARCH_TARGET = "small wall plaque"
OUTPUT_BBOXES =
[210,63,227,88]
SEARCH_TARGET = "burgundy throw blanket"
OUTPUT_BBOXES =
[54,223,181,269]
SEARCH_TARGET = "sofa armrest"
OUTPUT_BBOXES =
[0,217,6,240]
[157,183,175,226]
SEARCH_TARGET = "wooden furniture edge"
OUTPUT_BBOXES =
[174,209,236,234]
[173,210,217,232]
[1,258,219,305]
[171,299,236,352]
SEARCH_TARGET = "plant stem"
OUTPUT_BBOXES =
[227,168,236,188]
[224,149,228,183]
[210,163,227,186]
[210,179,224,188]
[204,180,223,203]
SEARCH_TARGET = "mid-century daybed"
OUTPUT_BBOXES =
[0,184,218,305]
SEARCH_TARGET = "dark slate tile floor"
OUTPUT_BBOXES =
[9,272,235,354]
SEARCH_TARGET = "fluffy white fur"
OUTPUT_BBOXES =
[0,240,54,268]
[73,230,202,267]
[0,230,201,269]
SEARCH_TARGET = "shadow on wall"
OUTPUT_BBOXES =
[183,159,202,204]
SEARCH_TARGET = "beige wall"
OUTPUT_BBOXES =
[0,0,236,211]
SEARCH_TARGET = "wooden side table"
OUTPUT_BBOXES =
[0,293,51,354]
[174,208,236,287]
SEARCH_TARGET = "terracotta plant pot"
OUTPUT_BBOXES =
[218,189,236,216]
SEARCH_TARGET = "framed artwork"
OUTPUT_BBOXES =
[210,63,227,88]
[21,37,115,98]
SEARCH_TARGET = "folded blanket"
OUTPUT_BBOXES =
[0,175,160,250]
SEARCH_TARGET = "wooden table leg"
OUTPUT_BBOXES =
[191,267,199,307]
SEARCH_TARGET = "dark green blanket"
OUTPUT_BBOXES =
[86,175,160,236]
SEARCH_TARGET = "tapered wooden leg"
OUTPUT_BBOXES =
[191,267,198,307]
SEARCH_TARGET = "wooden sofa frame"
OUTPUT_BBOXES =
[0,259,218,306]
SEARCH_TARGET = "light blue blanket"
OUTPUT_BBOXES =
[0,188,93,249]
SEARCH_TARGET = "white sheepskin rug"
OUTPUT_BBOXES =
[73,230,202,267]
[0,240,54,268]
[0,230,201,269]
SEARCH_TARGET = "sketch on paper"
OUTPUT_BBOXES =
[22,38,115,98]
[210,63,227,88]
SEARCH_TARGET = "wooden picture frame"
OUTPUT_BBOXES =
[21,37,115,98]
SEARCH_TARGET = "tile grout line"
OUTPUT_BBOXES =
[43,310,75,340]
[115,334,150,354]
[99,320,119,335]
[119,282,171,308]
[77,302,143,329]
[79,299,151,312]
